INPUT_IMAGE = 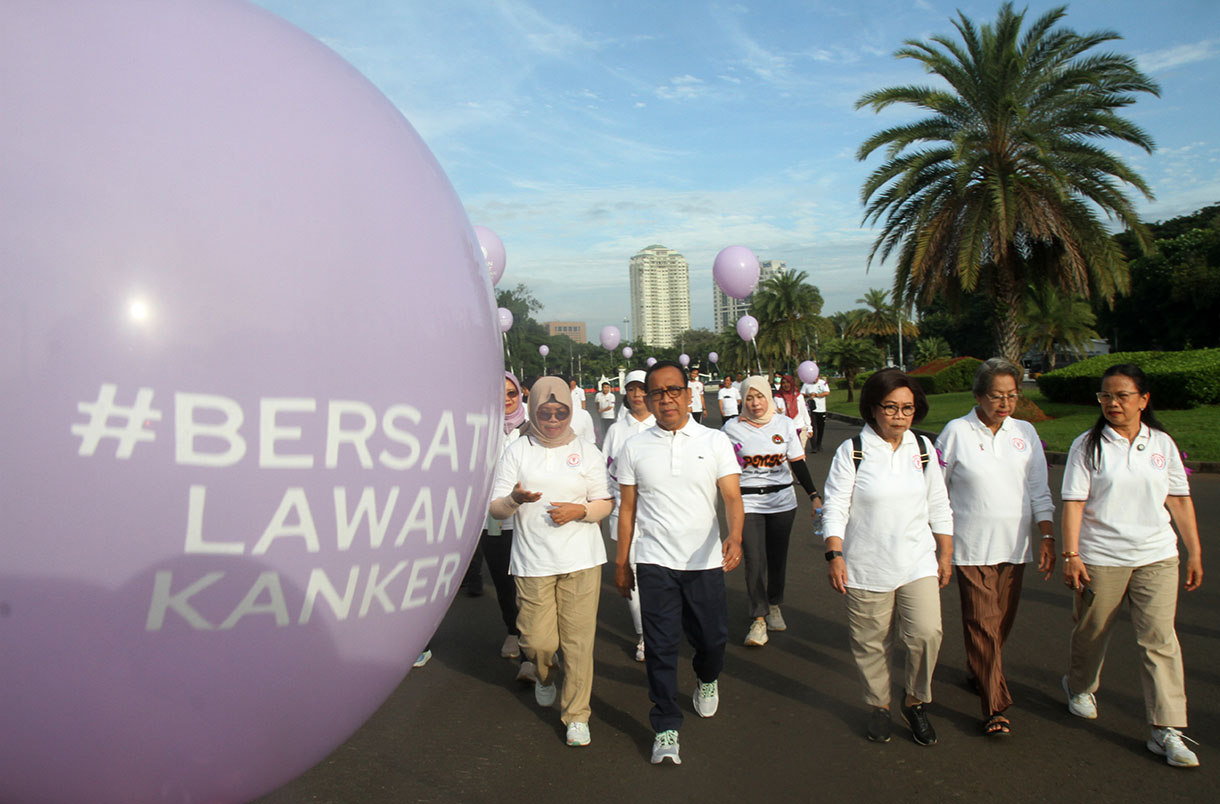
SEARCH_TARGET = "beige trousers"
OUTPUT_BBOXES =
[844,575,942,708]
[1067,557,1188,727]
[515,566,601,724]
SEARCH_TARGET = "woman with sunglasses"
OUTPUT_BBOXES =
[723,376,821,647]
[935,358,1054,737]
[488,376,613,748]
[1060,364,1203,768]
[821,369,953,746]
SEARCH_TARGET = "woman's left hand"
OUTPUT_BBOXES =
[1185,554,1204,591]
[936,553,952,589]
[547,502,587,526]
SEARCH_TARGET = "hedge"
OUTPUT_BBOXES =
[1036,349,1220,408]
[836,370,876,391]
[910,356,983,395]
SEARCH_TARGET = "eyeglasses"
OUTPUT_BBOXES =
[536,408,570,422]
[985,393,1020,403]
[878,403,916,418]
[646,385,687,401]
[505,390,520,398]
[1097,391,1141,404]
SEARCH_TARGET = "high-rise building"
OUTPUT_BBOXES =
[629,245,690,348]
[545,321,586,342]
[712,258,788,332]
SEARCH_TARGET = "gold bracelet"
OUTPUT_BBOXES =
[1061,550,1079,558]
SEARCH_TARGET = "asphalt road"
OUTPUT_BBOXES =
[257,415,1218,804]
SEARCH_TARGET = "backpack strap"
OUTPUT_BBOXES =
[917,434,931,473]
[851,435,864,471]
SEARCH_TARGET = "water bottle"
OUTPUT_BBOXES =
[813,507,824,539]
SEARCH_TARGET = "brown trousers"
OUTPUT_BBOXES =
[956,563,1024,718]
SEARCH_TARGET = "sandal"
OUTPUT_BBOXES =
[984,714,1011,737]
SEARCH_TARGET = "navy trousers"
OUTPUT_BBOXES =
[637,563,728,733]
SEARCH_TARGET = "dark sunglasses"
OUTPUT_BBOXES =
[536,409,570,422]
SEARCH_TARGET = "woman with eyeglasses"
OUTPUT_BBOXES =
[1059,364,1203,768]
[821,368,953,746]
[934,358,1054,737]
[723,376,821,647]
[488,376,614,747]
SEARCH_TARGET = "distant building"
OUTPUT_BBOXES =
[712,258,788,333]
[545,321,587,342]
[629,244,691,348]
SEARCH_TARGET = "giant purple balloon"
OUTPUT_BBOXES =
[622,346,633,359]
[599,325,621,351]
[498,307,514,333]
[737,314,760,342]
[539,344,550,357]
[0,3,501,803]
[798,361,820,384]
[473,225,506,286]
[713,245,760,299]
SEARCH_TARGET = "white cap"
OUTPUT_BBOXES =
[624,370,647,387]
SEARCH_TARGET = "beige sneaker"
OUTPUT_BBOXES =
[765,605,787,631]
[500,634,520,659]
[744,618,768,646]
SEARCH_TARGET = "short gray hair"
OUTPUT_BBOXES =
[972,357,1022,396]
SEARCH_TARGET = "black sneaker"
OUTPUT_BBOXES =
[902,703,937,746]
[867,708,892,743]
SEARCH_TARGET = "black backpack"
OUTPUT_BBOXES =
[850,434,932,472]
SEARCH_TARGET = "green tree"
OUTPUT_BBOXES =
[752,270,827,374]
[1018,283,1100,370]
[856,2,1158,364]
[828,309,866,339]
[912,336,952,368]
[821,337,884,402]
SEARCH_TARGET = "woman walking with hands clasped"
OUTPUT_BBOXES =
[1060,364,1204,768]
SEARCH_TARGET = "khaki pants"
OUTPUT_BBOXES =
[515,566,601,724]
[1067,557,1188,727]
[845,576,942,708]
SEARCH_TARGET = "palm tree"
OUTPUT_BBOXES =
[847,288,920,341]
[752,270,826,373]
[856,2,1158,365]
[821,337,884,402]
[912,336,952,368]
[828,309,865,340]
[1018,282,1100,370]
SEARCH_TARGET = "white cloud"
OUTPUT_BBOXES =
[655,74,708,100]
[1137,39,1218,73]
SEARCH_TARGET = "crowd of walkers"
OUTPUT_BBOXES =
[449,358,1203,769]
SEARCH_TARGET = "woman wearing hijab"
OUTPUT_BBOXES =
[776,374,813,450]
[489,376,614,747]
[723,377,822,646]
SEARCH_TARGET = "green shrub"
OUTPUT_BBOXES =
[1036,349,1220,408]
[836,370,876,390]
[911,357,983,394]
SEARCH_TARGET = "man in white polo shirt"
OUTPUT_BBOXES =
[595,381,616,443]
[801,373,831,453]
[614,360,744,766]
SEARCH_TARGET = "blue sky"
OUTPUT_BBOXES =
[255,0,1220,337]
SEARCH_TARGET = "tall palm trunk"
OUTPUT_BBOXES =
[993,269,1023,365]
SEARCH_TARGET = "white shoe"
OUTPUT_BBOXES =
[412,650,432,668]
[635,636,646,663]
[516,660,537,683]
[765,605,787,631]
[535,680,557,707]
[744,619,768,647]
[1062,675,1097,719]
[1148,727,1200,768]
[651,730,681,765]
[693,679,719,718]
[501,634,520,659]
[565,721,591,747]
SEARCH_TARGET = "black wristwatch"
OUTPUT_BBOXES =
[825,550,843,562]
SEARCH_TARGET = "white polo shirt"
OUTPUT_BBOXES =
[688,379,705,413]
[802,378,830,413]
[486,427,525,535]
[603,411,657,539]
[723,416,802,514]
[1061,423,1190,567]
[595,391,616,419]
[717,386,741,416]
[492,435,610,577]
[936,410,1054,566]
[570,407,596,445]
[822,425,954,592]
[616,417,741,571]
[571,386,586,410]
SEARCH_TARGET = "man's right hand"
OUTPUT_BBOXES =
[615,562,635,598]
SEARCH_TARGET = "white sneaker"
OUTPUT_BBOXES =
[412,650,432,668]
[765,605,787,631]
[565,721,591,747]
[500,634,520,659]
[1148,727,1200,768]
[535,680,557,707]
[1062,675,1097,719]
[693,680,719,718]
[516,660,537,683]
[651,730,681,765]
[635,636,646,663]
[744,619,768,647]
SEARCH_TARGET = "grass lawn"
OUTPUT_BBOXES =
[826,386,1220,461]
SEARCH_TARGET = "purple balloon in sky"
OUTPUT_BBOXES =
[599,325,621,351]
[539,344,550,357]
[622,346,633,359]
[708,352,719,364]
[737,314,760,342]
[713,245,760,299]
[798,360,820,384]
[498,306,514,332]
[0,2,501,802]
[679,353,690,367]
[646,357,657,367]
[473,225,506,286]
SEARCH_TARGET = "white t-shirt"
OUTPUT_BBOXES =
[822,425,954,592]
[616,417,741,571]
[571,407,596,445]
[492,435,610,577]
[571,387,586,410]
[722,416,802,514]
[688,379,705,412]
[1061,423,1190,567]
[802,379,830,413]
[595,391,616,419]
[717,386,741,416]
[936,410,1054,566]
[486,426,524,535]
[603,411,657,538]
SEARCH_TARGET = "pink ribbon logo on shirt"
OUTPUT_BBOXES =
[1011,437,1027,452]
[1151,453,1166,470]
[912,454,923,470]
[567,453,582,467]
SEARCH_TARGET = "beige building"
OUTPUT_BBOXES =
[712,258,788,333]
[629,244,690,348]
[545,321,587,342]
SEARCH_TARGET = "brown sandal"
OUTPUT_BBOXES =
[984,714,1011,736]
